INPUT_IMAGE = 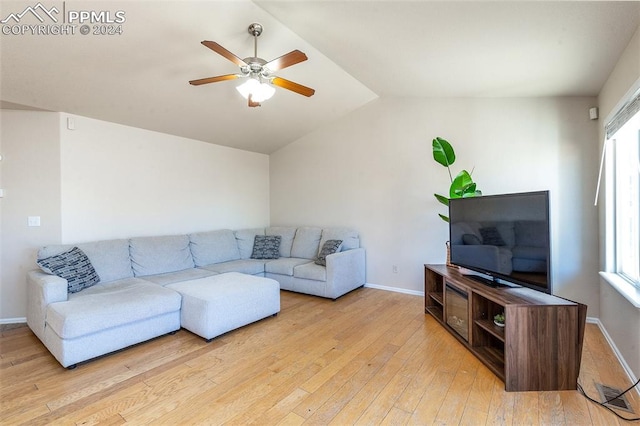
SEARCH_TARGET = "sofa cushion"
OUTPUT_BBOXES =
[291,227,322,259]
[266,226,297,258]
[235,228,265,259]
[294,262,327,282]
[200,259,266,275]
[265,258,312,276]
[315,240,343,266]
[251,235,281,259]
[37,247,100,293]
[47,278,181,339]
[320,227,359,251]
[38,239,133,283]
[189,229,241,267]
[130,235,194,276]
[140,268,218,286]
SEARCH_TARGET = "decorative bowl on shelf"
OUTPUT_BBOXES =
[494,312,505,327]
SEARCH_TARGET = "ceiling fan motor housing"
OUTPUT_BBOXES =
[241,57,270,76]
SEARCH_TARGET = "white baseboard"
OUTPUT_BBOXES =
[364,283,424,297]
[588,317,639,396]
[0,317,26,325]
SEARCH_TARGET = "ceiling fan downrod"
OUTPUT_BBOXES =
[248,23,263,58]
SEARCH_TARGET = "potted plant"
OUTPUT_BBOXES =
[494,312,505,327]
[432,137,482,222]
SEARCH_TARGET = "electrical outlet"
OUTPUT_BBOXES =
[392,265,398,273]
[28,216,41,227]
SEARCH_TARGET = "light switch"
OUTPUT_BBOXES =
[28,216,41,227]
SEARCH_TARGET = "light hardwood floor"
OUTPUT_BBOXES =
[1,287,638,425]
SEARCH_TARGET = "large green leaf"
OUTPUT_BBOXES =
[449,170,475,198]
[438,213,450,223]
[463,189,483,198]
[434,193,449,206]
[432,137,456,168]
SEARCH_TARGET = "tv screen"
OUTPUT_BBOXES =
[448,190,551,294]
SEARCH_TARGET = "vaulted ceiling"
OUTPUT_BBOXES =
[1,1,639,154]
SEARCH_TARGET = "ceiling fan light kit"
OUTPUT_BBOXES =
[236,77,275,102]
[189,22,315,108]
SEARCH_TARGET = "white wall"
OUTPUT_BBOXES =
[0,112,270,320]
[1,111,62,321]
[59,115,270,242]
[597,25,640,379]
[270,97,600,313]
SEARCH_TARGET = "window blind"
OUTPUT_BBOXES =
[606,87,640,139]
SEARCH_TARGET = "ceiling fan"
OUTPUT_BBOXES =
[189,23,315,107]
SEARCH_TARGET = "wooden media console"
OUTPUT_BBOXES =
[424,264,587,392]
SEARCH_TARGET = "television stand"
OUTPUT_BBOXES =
[425,264,587,392]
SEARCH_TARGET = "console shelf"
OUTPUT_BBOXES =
[425,264,587,392]
[474,319,505,341]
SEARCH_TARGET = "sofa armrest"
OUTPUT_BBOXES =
[27,270,68,341]
[326,248,366,299]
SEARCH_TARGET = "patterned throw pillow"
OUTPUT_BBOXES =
[250,235,281,259]
[479,227,506,246]
[37,247,100,293]
[315,239,343,266]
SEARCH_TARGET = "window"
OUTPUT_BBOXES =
[606,89,640,287]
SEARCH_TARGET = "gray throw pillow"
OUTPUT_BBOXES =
[251,235,281,259]
[315,240,343,266]
[462,234,482,245]
[37,247,100,293]
[479,227,506,246]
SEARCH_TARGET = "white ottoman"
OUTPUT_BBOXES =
[166,272,280,341]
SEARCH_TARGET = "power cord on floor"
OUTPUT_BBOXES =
[577,378,640,422]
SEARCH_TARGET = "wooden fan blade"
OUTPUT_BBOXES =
[272,77,315,97]
[189,74,239,86]
[265,50,308,71]
[201,41,247,67]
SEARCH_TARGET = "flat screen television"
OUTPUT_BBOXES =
[448,190,552,294]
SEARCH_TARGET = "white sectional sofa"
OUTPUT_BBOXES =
[27,226,365,368]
